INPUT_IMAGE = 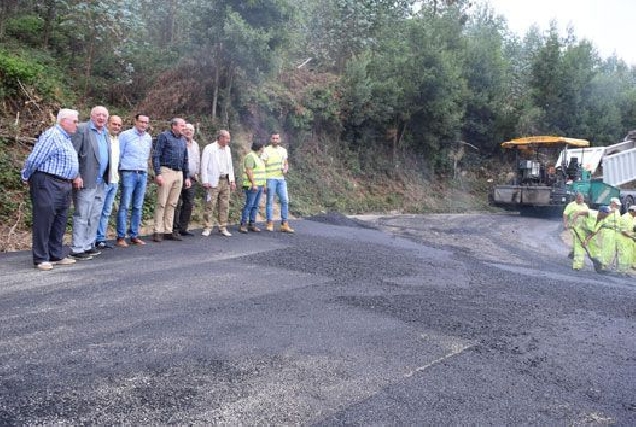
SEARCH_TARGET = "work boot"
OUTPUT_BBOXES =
[239,224,248,234]
[265,220,274,232]
[153,232,163,243]
[248,223,261,232]
[280,222,295,233]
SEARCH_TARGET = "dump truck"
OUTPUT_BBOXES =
[488,134,636,214]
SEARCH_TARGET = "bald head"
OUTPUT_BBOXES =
[108,115,122,136]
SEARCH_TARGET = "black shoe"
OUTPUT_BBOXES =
[70,252,93,260]
[166,232,183,241]
[85,248,102,256]
[96,241,114,249]
[179,230,195,236]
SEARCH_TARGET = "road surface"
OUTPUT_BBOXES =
[0,213,634,424]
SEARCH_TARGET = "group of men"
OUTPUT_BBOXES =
[21,107,294,271]
[563,192,636,273]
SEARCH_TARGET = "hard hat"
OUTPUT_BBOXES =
[599,206,611,214]
[628,205,636,212]
[610,197,622,206]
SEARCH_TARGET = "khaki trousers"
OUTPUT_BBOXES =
[154,167,183,233]
[203,178,230,229]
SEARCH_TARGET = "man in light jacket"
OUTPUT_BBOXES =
[200,129,236,237]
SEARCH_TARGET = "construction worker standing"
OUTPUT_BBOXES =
[618,205,636,274]
[563,192,588,270]
[239,142,266,233]
[600,197,623,270]
[262,132,294,233]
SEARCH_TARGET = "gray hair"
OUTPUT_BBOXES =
[57,108,79,124]
[171,118,185,127]
[90,106,109,118]
[185,123,195,131]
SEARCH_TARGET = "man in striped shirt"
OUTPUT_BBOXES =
[21,109,80,271]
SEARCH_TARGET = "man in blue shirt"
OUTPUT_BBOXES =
[21,108,80,271]
[116,114,153,247]
[70,106,112,260]
[152,118,191,242]
[96,115,122,248]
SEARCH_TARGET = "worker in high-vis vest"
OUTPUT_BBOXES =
[601,197,622,269]
[239,141,266,234]
[261,132,294,233]
[617,205,636,274]
[563,192,588,270]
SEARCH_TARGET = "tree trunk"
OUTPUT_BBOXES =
[83,37,94,100]
[212,46,220,123]
[42,0,56,49]
[222,66,234,127]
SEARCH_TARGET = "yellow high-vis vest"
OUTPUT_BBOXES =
[263,145,285,179]
[242,151,266,187]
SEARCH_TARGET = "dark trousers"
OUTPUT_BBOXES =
[30,171,71,264]
[173,182,196,232]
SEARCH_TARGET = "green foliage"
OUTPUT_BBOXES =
[0,50,43,94]
[0,48,74,104]
[0,139,30,227]
[5,14,43,47]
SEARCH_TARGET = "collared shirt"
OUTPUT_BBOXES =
[21,124,79,181]
[118,127,152,172]
[91,121,108,184]
[217,144,231,175]
[186,139,201,178]
[109,134,120,183]
[152,130,189,178]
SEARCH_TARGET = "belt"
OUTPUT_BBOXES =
[219,174,229,179]
[120,170,146,174]
[41,171,73,183]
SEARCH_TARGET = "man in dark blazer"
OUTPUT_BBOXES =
[70,106,112,260]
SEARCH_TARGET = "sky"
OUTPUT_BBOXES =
[480,0,635,65]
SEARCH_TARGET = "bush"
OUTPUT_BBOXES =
[5,15,44,47]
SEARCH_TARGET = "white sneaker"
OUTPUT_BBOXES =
[219,228,232,237]
[51,257,77,266]
[35,261,54,271]
[202,229,211,237]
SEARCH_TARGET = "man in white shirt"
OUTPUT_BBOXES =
[173,123,201,236]
[96,115,122,248]
[200,129,236,237]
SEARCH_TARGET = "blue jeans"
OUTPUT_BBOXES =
[266,178,289,222]
[241,186,263,225]
[96,182,118,242]
[117,171,148,238]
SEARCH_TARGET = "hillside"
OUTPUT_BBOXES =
[3,0,635,251]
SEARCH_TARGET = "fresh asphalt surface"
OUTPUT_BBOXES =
[0,213,634,424]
